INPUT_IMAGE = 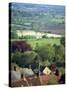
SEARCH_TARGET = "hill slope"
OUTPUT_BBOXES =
[9,3,65,34]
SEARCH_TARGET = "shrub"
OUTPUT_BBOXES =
[42,35,48,38]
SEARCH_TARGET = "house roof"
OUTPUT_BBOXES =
[11,71,21,81]
[43,67,51,75]
[20,68,34,77]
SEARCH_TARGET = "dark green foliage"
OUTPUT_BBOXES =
[11,51,41,68]
[53,44,65,63]
[42,35,48,38]
[59,67,65,75]
[60,37,65,46]
[35,44,55,63]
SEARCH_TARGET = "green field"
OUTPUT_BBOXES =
[11,38,60,49]
[27,38,60,49]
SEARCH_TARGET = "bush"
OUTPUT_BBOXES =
[42,35,48,38]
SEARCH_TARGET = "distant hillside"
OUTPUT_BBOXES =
[9,3,65,34]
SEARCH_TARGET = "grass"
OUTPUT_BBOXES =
[11,38,60,49]
[27,38,60,49]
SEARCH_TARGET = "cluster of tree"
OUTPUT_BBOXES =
[11,51,40,68]
[11,37,65,75]
[11,41,32,52]
[11,38,65,63]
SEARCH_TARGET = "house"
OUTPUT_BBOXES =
[46,33,62,38]
[20,68,34,77]
[11,71,21,81]
[43,67,51,75]
[11,63,20,71]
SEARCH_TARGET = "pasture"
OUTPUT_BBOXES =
[11,38,60,49]
[27,38,60,49]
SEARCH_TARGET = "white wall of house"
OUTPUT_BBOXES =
[46,33,62,38]
[22,31,36,36]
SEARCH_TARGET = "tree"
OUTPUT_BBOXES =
[42,35,47,38]
[53,44,65,63]
[35,44,55,65]
[11,41,32,52]
[60,36,65,46]
[53,44,65,68]
[11,51,41,68]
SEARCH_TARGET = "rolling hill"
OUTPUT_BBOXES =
[9,3,65,34]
